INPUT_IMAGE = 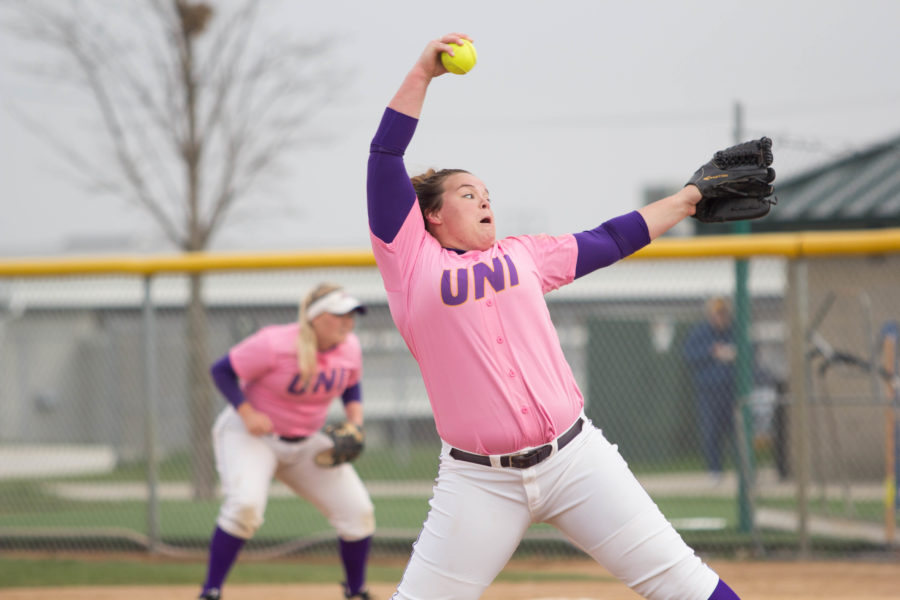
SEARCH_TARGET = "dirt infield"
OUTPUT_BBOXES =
[4,560,899,599]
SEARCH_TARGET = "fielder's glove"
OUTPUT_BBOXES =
[315,421,365,467]
[687,137,776,223]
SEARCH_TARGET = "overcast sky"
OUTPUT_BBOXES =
[2,0,900,256]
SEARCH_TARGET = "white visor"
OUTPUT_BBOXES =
[306,290,366,321]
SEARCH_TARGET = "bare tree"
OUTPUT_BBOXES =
[4,0,346,498]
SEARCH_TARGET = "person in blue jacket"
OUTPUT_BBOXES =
[683,296,738,481]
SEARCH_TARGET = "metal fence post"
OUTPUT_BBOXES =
[142,275,161,552]
[735,252,756,533]
[789,259,811,555]
[731,100,756,534]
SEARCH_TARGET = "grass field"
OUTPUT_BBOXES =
[0,491,756,543]
[1,444,891,574]
[0,554,400,587]
[0,553,608,588]
[0,446,754,545]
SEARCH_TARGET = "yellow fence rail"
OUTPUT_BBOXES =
[1,228,899,277]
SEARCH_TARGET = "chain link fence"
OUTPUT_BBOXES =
[0,238,898,560]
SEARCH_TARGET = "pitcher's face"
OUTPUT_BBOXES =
[430,172,495,252]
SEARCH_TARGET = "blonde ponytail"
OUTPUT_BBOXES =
[296,282,343,391]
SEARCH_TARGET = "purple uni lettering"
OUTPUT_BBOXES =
[440,254,520,305]
[503,254,519,286]
[287,374,307,395]
[312,369,338,393]
[287,368,346,395]
[473,257,506,300]
[441,268,468,306]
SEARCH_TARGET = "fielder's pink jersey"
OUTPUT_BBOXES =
[371,205,582,455]
[228,323,362,437]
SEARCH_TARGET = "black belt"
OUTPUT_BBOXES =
[278,435,308,443]
[449,418,584,469]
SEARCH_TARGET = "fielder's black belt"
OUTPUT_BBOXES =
[449,417,584,469]
[278,435,308,443]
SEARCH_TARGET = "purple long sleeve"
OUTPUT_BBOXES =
[341,382,362,405]
[367,107,419,243]
[210,354,245,409]
[573,211,651,279]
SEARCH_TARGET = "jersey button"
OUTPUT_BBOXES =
[486,299,493,307]
[521,407,529,414]
[496,336,503,344]
[508,369,515,377]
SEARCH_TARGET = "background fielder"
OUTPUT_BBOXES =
[367,32,773,600]
[197,283,375,600]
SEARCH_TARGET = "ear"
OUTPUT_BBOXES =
[425,209,442,226]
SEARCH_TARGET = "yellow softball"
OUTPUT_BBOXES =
[441,39,477,75]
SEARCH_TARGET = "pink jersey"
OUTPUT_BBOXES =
[228,323,362,437]
[371,204,583,455]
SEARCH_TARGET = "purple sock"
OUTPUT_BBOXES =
[339,536,372,595]
[708,578,740,599]
[202,526,246,594]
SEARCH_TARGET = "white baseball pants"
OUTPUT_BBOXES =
[393,417,719,600]
[212,407,375,541]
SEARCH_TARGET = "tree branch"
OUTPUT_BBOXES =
[3,0,346,252]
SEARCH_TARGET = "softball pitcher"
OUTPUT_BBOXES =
[366,33,749,599]
[197,283,375,600]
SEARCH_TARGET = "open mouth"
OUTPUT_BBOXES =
[480,217,492,224]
